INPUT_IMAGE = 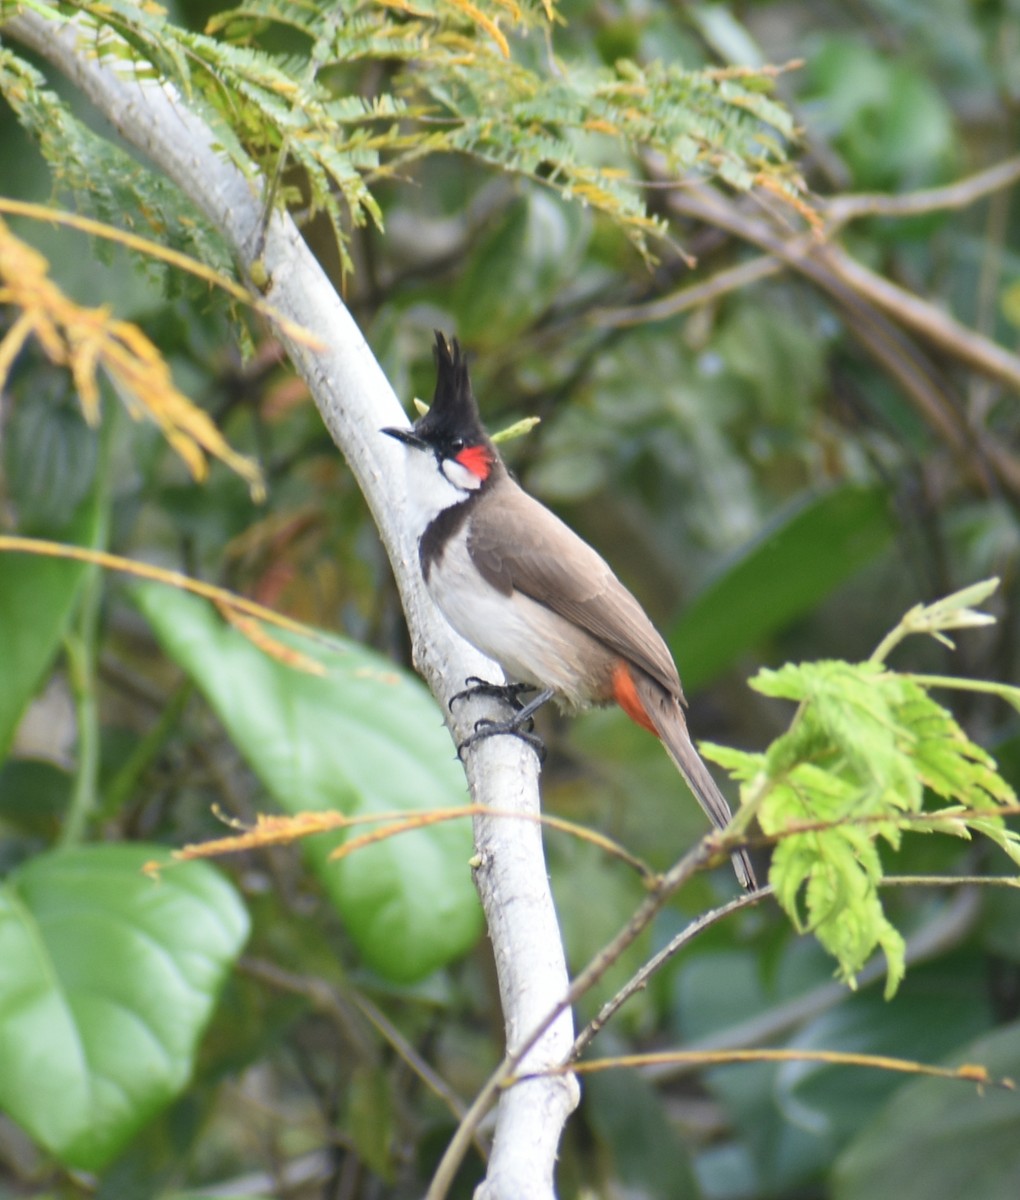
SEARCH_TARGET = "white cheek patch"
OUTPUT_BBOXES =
[401,447,466,530]
[441,457,484,491]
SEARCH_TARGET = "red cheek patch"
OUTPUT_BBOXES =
[455,445,493,479]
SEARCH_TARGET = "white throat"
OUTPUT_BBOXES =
[399,446,475,536]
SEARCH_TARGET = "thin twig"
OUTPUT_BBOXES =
[240,958,379,1066]
[349,990,486,1156]
[536,1048,1014,1091]
[572,885,774,1058]
[643,885,981,1082]
[591,254,784,328]
[822,157,1020,226]
[239,957,487,1158]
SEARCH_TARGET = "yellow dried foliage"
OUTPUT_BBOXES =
[0,217,265,498]
[146,801,650,881]
[443,0,510,56]
[216,603,326,676]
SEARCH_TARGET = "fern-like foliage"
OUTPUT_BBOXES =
[705,581,1020,999]
[0,43,233,283]
[2,0,801,273]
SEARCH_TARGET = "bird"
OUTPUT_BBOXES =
[382,332,756,890]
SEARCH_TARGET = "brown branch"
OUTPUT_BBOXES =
[591,254,784,328]
[818,240,1020,396]
[664,184,1020,495]
[822,157,1020,225]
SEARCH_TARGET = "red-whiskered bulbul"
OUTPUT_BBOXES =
[383,332,755,890]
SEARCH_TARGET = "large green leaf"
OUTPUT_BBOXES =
[833,1021,1020,1200]
[0,395,105,763]
[0,844,248,1172]
[671,485,893,692]
[133,584,482,982]
[0,525,90,764]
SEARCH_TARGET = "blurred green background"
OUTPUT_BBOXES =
[1,0,1019,1196]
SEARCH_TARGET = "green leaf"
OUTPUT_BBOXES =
[672,486,893,692]
[739,655,1016,994]
[699,742,765,781]
[870,577,999,662]
[0,844,248,1171]
[834,1021,1020,1200]
[585,1069,699,1198]
[756,661,918,800]
[132,584,482,982]
[0,512,97,765]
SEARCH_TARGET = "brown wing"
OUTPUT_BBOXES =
[467,478,684,700]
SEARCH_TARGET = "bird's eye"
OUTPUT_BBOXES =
[449,438,464,454]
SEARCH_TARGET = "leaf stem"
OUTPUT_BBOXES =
[59,411,113,847]
[61,584,101,846]
[906,674,1020,711]
[99,680,192,820]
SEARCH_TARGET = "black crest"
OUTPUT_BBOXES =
[413,332,492,451]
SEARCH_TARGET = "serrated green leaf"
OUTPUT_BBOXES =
[0,844,248,1171]
[699,742,765,781]
[751,662,812,701]
[736,643,1016,996]
[132,584,482,982]
[969,821,1020,868]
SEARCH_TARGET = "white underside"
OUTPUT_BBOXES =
[398,442,608,708]
[426,533,605,709]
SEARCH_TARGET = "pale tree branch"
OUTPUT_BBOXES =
[3,9,578,1196]
[821,157,1020,224]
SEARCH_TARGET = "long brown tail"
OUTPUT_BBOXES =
[629,670,757,891]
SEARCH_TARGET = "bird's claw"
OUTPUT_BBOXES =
[456,717,547,764]
[448,677,536,712]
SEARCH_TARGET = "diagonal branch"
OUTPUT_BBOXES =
[3,9,578,1197]
[657,183,1020,496]
[821,157,1020,224]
